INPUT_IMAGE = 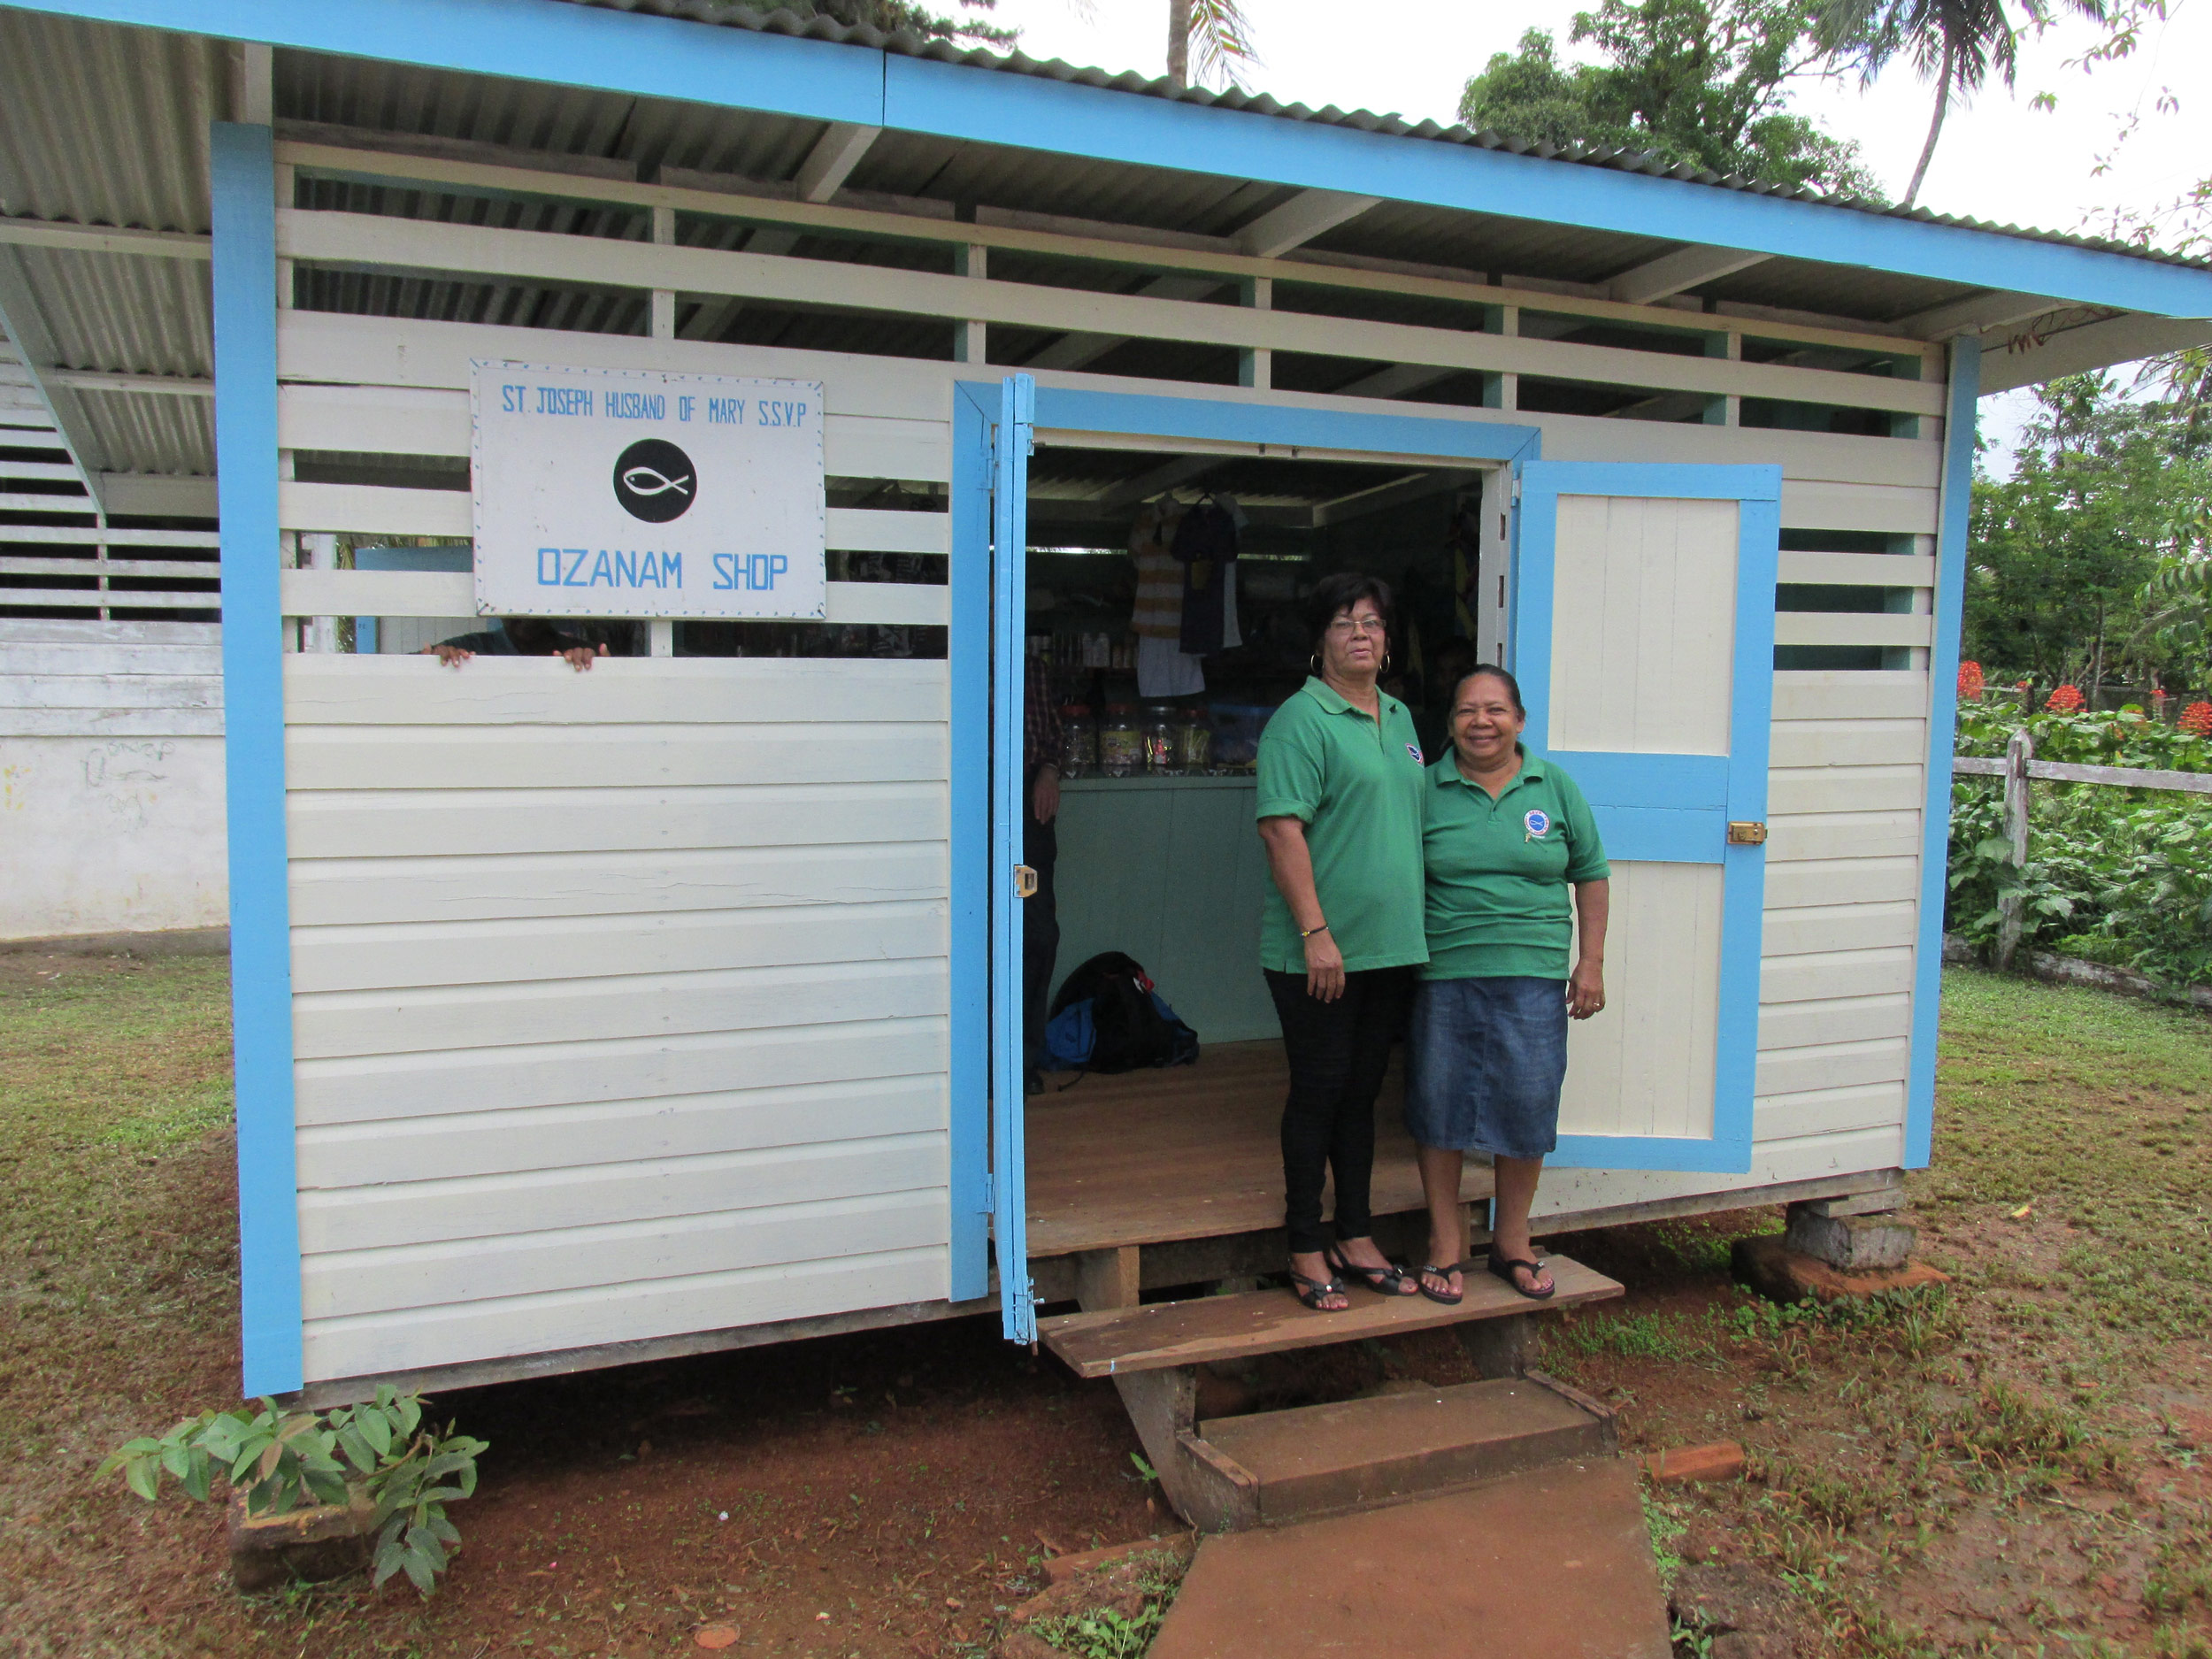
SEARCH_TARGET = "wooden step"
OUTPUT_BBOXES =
[1199,1375,1613,1526]
[1040,1252,1622,1379]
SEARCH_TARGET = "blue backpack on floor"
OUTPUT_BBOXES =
[1044,952,1200,1074]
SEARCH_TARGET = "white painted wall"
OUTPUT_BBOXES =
[0,620,228,939]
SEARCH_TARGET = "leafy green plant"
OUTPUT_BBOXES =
[97,1386,488,1594]
[1947,701,2212,987]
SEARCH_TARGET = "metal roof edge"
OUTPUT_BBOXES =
[8,0,2209,320]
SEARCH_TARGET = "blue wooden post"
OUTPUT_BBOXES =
[211,120,303,1397]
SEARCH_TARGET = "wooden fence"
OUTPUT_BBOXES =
[1953,736,2212,967]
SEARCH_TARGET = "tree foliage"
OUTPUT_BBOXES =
[1816,0,2105,205]
[1459,0,1884,199]
[784,0,1015,46]
[1966,373,2212,692]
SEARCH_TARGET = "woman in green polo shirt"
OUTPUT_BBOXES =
[1409,665,1610,1304]
[1256,572,1430,1312]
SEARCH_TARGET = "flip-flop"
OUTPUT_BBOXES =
[1486,1250,1556,1302]
[1414,1263,1463,1306]
[1326,1246,1414,1297]
[1287,1269,1351,1311]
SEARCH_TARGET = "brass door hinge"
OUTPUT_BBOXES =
[1014,864,1039,898]
[1727,821,1769,846]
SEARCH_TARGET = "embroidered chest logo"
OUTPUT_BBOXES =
[1523,808,1552,841]
[1406,743,1424,763]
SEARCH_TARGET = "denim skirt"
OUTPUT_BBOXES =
[1405,976,1570,1159]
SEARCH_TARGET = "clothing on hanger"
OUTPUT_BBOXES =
[1137,634,1206,697]
[1130,501,1186,642]
[1171,494,1240,655]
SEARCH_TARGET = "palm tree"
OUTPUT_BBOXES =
[1817,0,2107,208]
[1165,0,1259,88]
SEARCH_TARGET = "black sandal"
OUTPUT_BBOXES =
[1486,1250,1556,1302]
[1415,1263,1464,1306]
[1325,1246,1413,1298]
[1288,1269,1352,1311]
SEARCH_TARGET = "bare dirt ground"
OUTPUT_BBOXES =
[2,956,2208,1658]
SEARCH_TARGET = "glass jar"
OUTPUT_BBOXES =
[1172,711,1213,773]
[1141,703,1179,774]
[1098,703,1142,778]
[1059,703,1094,780]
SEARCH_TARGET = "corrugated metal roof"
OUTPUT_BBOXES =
[567,0,2212,273]
[0,3,2199,492]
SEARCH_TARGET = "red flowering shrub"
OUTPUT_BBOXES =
[2045,684,2085,713]
[2180,701,2212,737]
[1957,660,1985,698]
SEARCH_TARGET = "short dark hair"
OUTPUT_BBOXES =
[1452,664,1526,718]
[1302,571,1395,650]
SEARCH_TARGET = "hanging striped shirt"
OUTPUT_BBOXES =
[1130,504,1184,641]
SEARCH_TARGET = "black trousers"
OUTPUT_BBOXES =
[1022,774,1060,1073]
[1265,964,1414,1256]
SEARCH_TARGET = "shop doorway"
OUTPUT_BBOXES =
[963,379,1536,1340]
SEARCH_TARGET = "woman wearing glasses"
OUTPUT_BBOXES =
[1256,572,1430,1310]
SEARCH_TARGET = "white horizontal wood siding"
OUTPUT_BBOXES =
[268,204,1950,1375]
[284,656,951,1383]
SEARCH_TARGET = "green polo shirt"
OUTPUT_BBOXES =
[1256,678,1429,974]
[1422,748,1609,981]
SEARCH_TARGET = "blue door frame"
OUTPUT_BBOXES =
[949,384,1541,1340]
[1510,460,1780,1174]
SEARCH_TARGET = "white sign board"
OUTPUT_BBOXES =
[470,361,826,619]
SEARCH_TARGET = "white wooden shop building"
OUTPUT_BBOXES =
[2,0,2208,1403]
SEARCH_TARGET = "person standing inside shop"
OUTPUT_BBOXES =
[1024,655,1064,1095]
[1406,666,1609,1305]
[1256,573,1429,1310]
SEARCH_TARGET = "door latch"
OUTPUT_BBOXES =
[1727,821,1769,846]
[1013,864,1039,898]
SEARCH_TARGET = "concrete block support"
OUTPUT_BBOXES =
[1783,1205,1916,1271]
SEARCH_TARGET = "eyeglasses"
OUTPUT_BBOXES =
[1326,616,1387,637]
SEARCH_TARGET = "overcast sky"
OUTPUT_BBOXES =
[979,0,2211,460]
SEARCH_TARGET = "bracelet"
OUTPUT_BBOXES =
[1300,922,1330,939]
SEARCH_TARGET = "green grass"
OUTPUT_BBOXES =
[1926,968,2212,1342]
[0,957,242,1655]
[1549,968,2212,1658]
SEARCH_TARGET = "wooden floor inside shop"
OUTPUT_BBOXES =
[1025,1040,1496,1260]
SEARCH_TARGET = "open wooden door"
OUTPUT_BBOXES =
[1511,461,1780,1172]
[990,374,1036,1340]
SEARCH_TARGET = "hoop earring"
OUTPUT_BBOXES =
[1382,652,1394,675]
[1309,653,1322,676]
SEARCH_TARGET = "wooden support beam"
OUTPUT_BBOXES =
[276,210,1946,418]
[1896,288,2057,341]
[1236,189,1379,258]
[1110,1368,1260,1532]
[0,216,213,261]
[1310,469,1478,527]
[1096,452,1229,511]
[0,247,105,512]
[1608,244,1771,305]
[1023,273,1224,371]
[1455,1314,1530,1379]
[794,122,882,204]
[1975,311,2212,395]
[1074,1246,1142,1312]
[276,138,1932,357]
[1331,363,1457,399]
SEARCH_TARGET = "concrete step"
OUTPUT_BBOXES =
[1040,1250,1622,1378]
[1146,1456,1671,1659]
[1199,1373,1612,1526]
